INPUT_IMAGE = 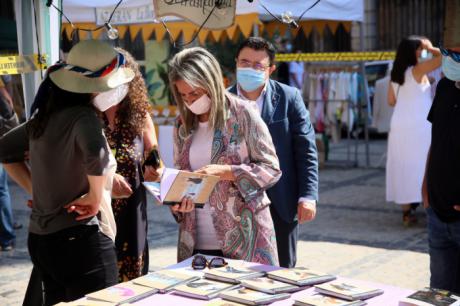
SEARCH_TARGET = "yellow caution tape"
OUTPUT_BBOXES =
[275,51,396,62]
[0,54,47,75]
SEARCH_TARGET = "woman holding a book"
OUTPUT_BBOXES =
[168,47,281,265]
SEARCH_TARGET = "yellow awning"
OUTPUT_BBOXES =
[62,13,261,43]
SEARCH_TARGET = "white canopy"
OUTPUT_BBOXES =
[62,0,363,24]
[259,0,364,22]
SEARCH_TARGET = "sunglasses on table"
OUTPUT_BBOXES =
[191,255,228,270]
[440,47,460,63]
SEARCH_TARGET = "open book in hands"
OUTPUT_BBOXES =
[143,168,219,208]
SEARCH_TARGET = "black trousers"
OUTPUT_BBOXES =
[270,205,298,268]
[28,225,118,306]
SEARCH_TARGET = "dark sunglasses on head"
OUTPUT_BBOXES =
[191,255,228,270]
[440,47,460,63]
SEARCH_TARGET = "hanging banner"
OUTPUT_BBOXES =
[96,4,157,25]
[153,0,237,30]
[275,51,396,62]
[0,54,47,75]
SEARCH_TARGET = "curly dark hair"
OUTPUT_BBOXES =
[114,48,151,135]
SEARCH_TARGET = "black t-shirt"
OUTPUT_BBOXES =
[427,77,460,222]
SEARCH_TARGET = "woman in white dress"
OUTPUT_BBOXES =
[386,36,442,226]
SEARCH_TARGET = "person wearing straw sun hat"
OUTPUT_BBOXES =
[0,40,134,305]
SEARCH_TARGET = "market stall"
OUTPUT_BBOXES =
[69,255,415,305]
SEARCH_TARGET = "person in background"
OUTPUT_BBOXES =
[276,39,291,85]
[422,45,460,292]
[386,36,441,226]
[168,47,281,265]
[229,37,319,268]
[0,75,21,252]
[289,49,306,90]
[0,40,133,305]
[99,48,161,282]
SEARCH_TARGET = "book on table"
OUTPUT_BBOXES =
[266,267,336,286]
[240,276,301,294]
[54,301,116,306]
[132,269,200,293]
[85,281,158,304]
[294,293,367,306]
[219,287,291,305]
[143,167,219,208]
[314,281,384,301]
[204,264,266,284]
[399,287,460,306]
[173,278,240,300]
[204,299,246,306]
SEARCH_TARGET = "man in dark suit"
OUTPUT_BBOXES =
[229,37,318,268]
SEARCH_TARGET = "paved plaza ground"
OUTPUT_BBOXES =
[0,139,430,305]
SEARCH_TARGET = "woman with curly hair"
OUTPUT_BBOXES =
[96,48,161,281]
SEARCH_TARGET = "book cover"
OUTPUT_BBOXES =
[132,269,200,293]
[294,294,367,306]
[315,281,384,301]
[220,287,291,305]
[54,301,115,306]
[86,282,158,304]
[240,276,300,294]
[143,168,219,207]
[267,267,336,286]
[204,265,265,284]
[399,287,460,306]
[204,299,246,306]
[173,279,239,300]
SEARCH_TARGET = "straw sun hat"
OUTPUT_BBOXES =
[49,40,135,93]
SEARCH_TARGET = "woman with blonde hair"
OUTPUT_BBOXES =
[168,47,281,265]
[95,47,161,281]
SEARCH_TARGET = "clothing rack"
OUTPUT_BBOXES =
[304,61,371,167]
[306,98,358,167]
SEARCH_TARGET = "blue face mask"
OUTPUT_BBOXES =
[237,68,266,92]
[442,56,460,82]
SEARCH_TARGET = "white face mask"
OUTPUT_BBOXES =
[93,84,129,112]
[184,94,211,115]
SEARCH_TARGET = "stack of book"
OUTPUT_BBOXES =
[173,278,240,300]
[294,294,367,306]
[85,281,158,304]
[54,301,116,306]
[267,267,336,286]
[399,287,460,306]
[204,300,246,306]
[219,287,291,305]
[314,281,384,301]
[204,264,265,284]
[133,269,200,293]
[240,277,300,294]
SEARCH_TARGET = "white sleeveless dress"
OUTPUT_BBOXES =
[386,67,432,204]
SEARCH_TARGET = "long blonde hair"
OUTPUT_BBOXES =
[168,47,227,135]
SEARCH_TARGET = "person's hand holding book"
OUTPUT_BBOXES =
[195,164,234,181]
[171,196,195,214]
